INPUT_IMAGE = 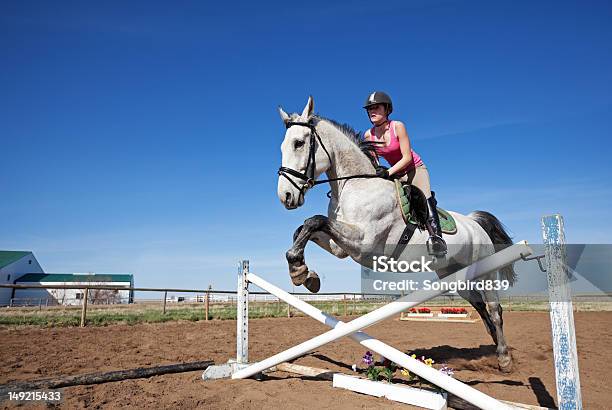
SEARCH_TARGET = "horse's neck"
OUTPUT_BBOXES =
[318,121,374,198]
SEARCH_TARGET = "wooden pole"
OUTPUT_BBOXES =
[80,288,89,327]
[0,360,214,395]
[205,290,210,321]
[275,363,336,381]
[163,291,167,315]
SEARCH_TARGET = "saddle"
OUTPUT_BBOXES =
[394,180,457,234]
[390,180,456,259]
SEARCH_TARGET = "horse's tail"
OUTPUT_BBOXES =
[469,210,517,286]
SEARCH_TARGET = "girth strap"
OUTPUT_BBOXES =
[390,222,418,260]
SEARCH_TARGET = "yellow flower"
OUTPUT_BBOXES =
[424,358,435,367]
[400,368,410,377]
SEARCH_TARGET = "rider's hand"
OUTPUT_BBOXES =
[375,165,390,179]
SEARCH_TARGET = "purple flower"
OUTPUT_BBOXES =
[439,364,454,377]
[362,351,374,366]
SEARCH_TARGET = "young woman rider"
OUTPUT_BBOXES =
[363,91,447,256]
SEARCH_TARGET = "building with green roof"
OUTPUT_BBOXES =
[1,250,134,306]
[14,272,134,306]
[0,251,43,306]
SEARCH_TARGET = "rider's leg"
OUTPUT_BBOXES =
[412,165,447,256]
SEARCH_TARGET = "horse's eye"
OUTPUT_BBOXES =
[294,140,305,149]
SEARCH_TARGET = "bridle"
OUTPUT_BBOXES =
[277,120,378,199]
[278,120,330,195]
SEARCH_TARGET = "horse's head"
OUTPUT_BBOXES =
[277,96,331,209]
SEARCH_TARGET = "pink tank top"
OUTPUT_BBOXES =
[370,121,423,174]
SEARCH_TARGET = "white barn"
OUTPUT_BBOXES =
[0,251,44,306]
[13,273,134,306]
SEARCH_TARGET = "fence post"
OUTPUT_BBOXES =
[163,291,167,315]
[205,289,210,321]
[80,288,89,327]
[237,260,249,364]
[542,214,582,410]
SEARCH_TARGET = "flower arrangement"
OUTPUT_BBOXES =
[362,352,397,382]
[400,355,435,382]
[358,351,455,387]
[440,307,468,314]
[408,307,431,314]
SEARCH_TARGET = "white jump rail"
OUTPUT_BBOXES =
[232,243,530,382]
[206,241,533,410]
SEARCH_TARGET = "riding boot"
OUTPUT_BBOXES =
[426,196,447,256]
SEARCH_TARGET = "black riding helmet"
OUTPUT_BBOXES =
[363,91,393,115]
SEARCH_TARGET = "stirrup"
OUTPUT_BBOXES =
[427,234,447,257]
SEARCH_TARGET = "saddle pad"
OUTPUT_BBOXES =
[394,180,457,234]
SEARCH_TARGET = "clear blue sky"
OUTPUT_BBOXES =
[2,1,611,292]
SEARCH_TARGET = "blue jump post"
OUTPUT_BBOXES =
[542,214,582,410]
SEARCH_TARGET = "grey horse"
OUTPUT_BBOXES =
[277,96,518,372]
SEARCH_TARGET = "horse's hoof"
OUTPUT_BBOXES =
[498,354,513,373]
[304,271,320,293]
[290,264,308,286]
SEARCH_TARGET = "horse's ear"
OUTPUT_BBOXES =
[301,95,314,119]
[278,106,290,125]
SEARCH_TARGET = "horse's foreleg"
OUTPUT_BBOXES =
[310,232,350,258]
[286,215,328,292]
[286,215,363,293]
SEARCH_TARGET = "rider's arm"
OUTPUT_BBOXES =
[388,121,413,176]
[364,129,381,166]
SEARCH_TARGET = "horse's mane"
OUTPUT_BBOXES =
[286,113,380,166]
[314,115,380,167]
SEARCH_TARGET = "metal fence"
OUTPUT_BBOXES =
[0,283,394,326]
[1,283,610,327]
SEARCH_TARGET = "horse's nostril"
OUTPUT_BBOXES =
[285,192,292,203]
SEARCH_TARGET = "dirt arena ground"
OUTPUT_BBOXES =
[1,311,610,409]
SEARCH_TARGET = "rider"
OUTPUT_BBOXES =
[363,91,447,256]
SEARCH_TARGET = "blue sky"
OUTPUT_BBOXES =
[1,1,611,293]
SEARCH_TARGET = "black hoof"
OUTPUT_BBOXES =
[304,271,320,293]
